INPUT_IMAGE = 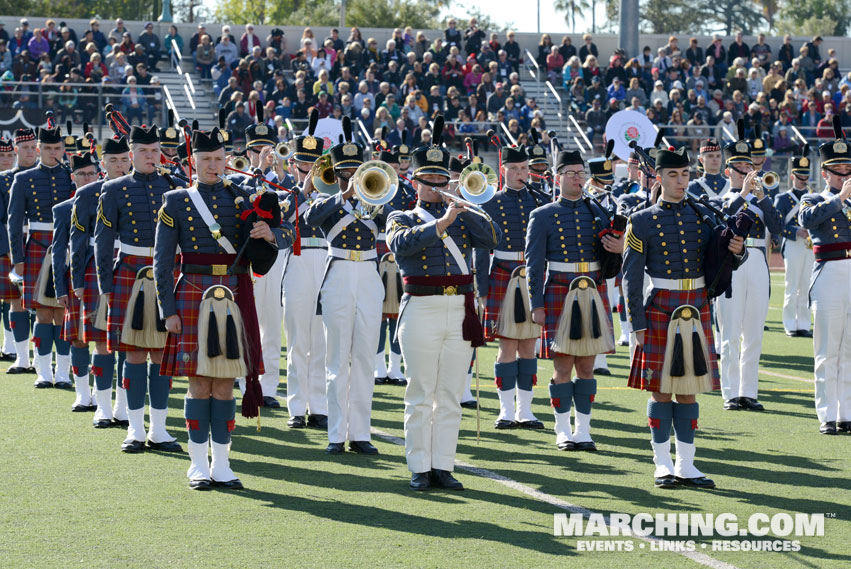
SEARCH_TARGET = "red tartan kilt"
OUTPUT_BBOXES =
[106,255,152,353]
[483,260,524,342]
[0,254,20,301]
[80,259,107,343]
[161,272,264,378]
[22,230,53,310]
[539,271,614,360]
[627,288,720,392]
[61,278,82,343]
[376,239,390,257]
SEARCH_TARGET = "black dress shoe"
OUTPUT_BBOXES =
[574,441,597,452]
[189,479,212,491]
[34,380,53,389]
[111,419,129,428]
[594,368,611,376]
[494,419,517,429]
[617,339,629,346]
[349,440,379,454]
[654,475,678,489]
[837,421,851,433]
[676,476,716,489]
[307,414,328,429]
[723,398,742,410]
[325,442,345,454]
[54,381,74,390]
[430,469,464,490]
[739,397,764,411]
[410,472,431,491]
[374,376,388,385]
[785,330,799,337]
[389,377,408,386]
[460,400,478,409]
[0,352,15,361]
[557,440,576,451]
[820,421,838,435]
[798,330,813,338]
[146,440,183,452]
[287,415,306,428]
[71,403,94,412]
[93,418,113,428]
[517,419,545,429]
[7,365,35,374]
[121,439,146,453]
[263,396,281,408]
[212,478,244,490]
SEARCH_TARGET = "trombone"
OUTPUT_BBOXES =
[352,160,398,219]
[433,162,496,221]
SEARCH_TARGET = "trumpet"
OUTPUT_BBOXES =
[458,162,497,204]
[756,171,780,191]
[230,155,250,172]
[311,154,339,195]
[352,160,398,219]
[276,140,296,161]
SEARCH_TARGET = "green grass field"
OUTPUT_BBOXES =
[1,273,849,569]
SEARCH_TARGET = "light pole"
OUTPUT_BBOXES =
[159,0,173,23]
[619,0,638,58]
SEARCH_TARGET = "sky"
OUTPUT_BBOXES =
[448,0,598,35]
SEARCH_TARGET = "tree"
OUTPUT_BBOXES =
[640,0,706,34]
[700,0,765,35]
[554,0,591,33]
[346,0,442,29]
[777,0,851,37]
[452,3,513,34]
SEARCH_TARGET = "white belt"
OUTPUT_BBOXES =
[493,250,525,261]
[89,238,121,248]
[28,222,53,232]
[745,238,766,247]
[329,247,378,262]
[548,261,600,273]
[377,232,387,241]
[119,242,154,257]
[650,276,706,291]
[301,237,328,248]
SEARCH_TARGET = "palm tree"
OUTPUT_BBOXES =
[555,0,592,33]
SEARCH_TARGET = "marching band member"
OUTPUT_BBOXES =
[95,124,182,454]
[475,146,543,430]
[775,149,815,338]
[526,150,623,452]
[612,155,640,198]
[388,119,500,490]
[8,124,75,389]
[624,146,745,489]
[1,129,38,372]
[280,111,329,427]
[159,110,185,178]
[799,118,851,435]
[0,138,16,360]
[70,136,132,428]
[304,117,389,455]
[53,151,99,412]
[687,140,729,199]
[526,130,553,202]
[155,126,293,490]
[716,128,782,412]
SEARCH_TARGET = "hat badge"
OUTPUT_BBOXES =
[303,136,317,150]
[836,142,847,154]
[256,125,268,136]
[800,157,809,167]
[426,148,443,162]
[342,143,358,156]
[165,127,177,138]
[735,141,747,153]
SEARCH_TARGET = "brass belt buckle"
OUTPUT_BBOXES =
[211,264,227,276]
[679,278,694,290]
[845,249,851,259]
[576,262,589,273]
[349,250,362,261]
[444,285,458,296]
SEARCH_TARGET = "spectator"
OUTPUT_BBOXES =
[562,55,582,91]
[53,40,80,69]
[108,51,127,81]
[464,18,486,56]
[752,33,771,70]
[240,24,260,58]
[486,82,508,118]
[122,75,145,124]
[165,25,183,67]
[805,36,823,68]
[585,97,606,145]
[84,52,108,80]
[313,68,334,96]
[727,31,749,67]
[650,79,668,106]
[215,35,238,69]
[211,57,232,95]
[27,29,49,60]
[778,34,795,71]
[109,18,129,44]
[216,25,236,47]
[226,101,252,142]
[546,46,563,84]
[444,19,462,49]
[196,34,215,80]
[604,54,626,85]
[685,37,704,67]
[137,22,161,71]
[381,92,400,120]
[816,105,834,138]
[581,54,601,84]
[0,41,11,75]
[117,32,135,55]
[586,75,606,105]
[8,28,26,58]
[537,34,553,69]
[579,33,598,64]
[687,111,711,153]
[607,77,626,102]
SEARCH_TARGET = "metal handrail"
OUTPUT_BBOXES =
[500,121,517,145]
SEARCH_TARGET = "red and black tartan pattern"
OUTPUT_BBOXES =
[627,288,720,392]
[0,254,20,301]
[22,230,53,310]
[483,260,524,342]
[80,258,107,343]
[106,255,152,353]
[61,273,82,342]
[161,272,264,378]
[376,238,390,257]
[539,270,614,360]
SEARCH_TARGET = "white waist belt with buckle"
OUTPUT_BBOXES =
[745,238,766,247]
[119,242,154,257]
[328,247,378,261]
[548,261,601,273]
[301,237,328,248]
[493,250,525,261]
[28,222,53,232]
[650,276,706,291]
[377,232,387,241]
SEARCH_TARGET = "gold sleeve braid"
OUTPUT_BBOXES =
[158,206,174,228]
[625,223,643,254]
[97,201,112,228]
[71,206,85,232]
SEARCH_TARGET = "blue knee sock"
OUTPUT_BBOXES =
[147,362,171,410]
[210,398,236,445]
[53,325,70,356]
[70,345,90,377]
[2,302,10,332]
[116,351,126,386]
[672,402,699,444]
[184,397,211,444]
[548,380,574,414]
[377,318,387,353]
[494,360,518,391]
[92,353,116,391]
[647,399,674,443]
[33,322,54,356]
[388,319,401,354]
[123,361,148,411]
[10,311,29,343]
[618,294,626,323]
[572,378,597,414]
[516,358,538,391]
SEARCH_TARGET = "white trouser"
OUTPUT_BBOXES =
[253,252,285,398]
[717,250,769,401]
[283,249,328,417]
[810,260,851,423]
[783,239,814,333]
[321,260,383,443]
[399,295,471,473]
